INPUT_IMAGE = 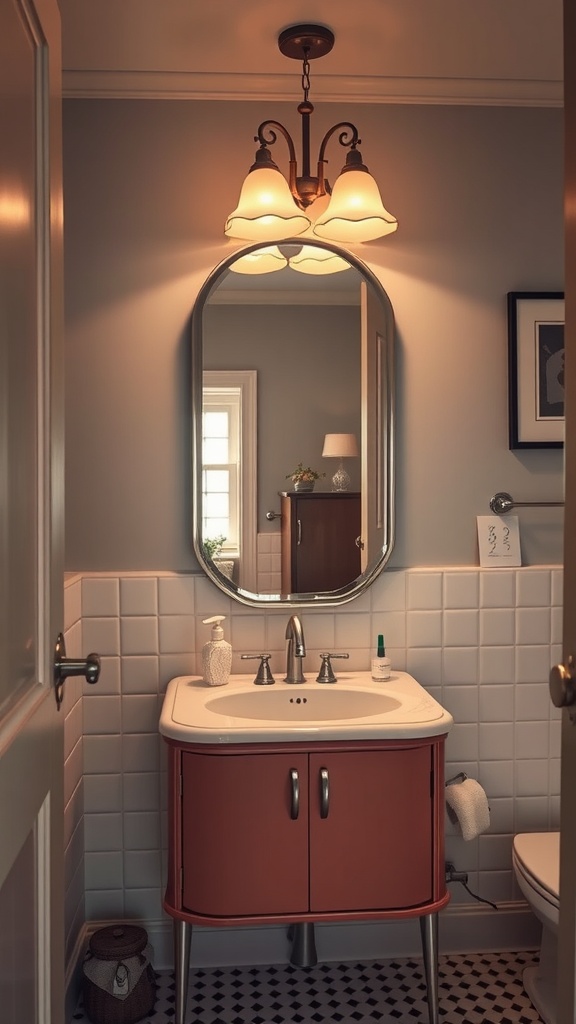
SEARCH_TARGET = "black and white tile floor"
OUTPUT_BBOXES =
[72,950,543,1023]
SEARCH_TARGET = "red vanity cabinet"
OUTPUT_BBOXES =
[165,736,448,926]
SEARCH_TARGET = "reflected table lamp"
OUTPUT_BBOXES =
[322,433,359,491]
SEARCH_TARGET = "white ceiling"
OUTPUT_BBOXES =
[59,0,564,106]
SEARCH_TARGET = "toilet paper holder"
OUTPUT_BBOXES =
[446,771,467,787]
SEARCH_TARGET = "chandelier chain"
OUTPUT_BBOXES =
[301,49,311,103]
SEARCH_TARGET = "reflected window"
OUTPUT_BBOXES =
[202,393,240,556]
[200,370,258,591]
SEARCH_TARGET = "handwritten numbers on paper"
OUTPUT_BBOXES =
[487,523,511,555]
[487,525,497,554]
[477,515,521,567]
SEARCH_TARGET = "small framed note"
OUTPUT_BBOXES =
[477,515,521,567]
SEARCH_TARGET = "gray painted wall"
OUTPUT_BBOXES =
[63,99,564,571]
[204,302,362,522]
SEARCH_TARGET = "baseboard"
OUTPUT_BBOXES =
[438,900,541,954]
[68,901,541,978]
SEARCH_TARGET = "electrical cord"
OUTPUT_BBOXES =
[446,863,499,910]
[458,878,498,911]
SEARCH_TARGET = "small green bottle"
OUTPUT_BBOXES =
[371,633,391,681]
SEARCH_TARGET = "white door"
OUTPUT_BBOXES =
[0,0,65,1021]
[555,3,576,1020]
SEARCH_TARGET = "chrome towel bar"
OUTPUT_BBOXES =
[489,491,564,515]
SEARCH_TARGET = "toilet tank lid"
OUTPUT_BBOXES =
[514,832,560,899]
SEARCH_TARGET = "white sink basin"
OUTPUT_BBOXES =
[160,671,453,743]
[206,687,402,722]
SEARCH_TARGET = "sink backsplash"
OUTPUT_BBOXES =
[63,564,562,968]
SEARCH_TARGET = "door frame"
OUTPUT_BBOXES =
[0,0,65,1020]
[557,2,576,1020]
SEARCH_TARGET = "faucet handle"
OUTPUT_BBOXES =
[316,652,349,684]
[241,653,275,685]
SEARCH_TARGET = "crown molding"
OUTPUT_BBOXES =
[62,70,563,107]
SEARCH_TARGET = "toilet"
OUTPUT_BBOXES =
[512,831,560,1024]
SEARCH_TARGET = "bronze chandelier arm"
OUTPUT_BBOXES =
[317,121,361,163]
[255,120,299,199]
[315,121,362,196]
[256,119,297,161]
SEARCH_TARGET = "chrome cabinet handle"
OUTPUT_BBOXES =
[290,769,300,819]
[54,631,101,711]
[320,767,330,818]
[297,519,302,545]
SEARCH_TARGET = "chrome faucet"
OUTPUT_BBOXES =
[285,614,306,683]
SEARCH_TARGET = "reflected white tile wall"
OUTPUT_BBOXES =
[71,566,562,937]
[257,531,282,594]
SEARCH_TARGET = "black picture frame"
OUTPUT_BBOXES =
[507,291,565,449]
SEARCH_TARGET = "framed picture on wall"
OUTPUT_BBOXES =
[507,291,565,449]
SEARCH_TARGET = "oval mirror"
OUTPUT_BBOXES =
[191,240,395,607]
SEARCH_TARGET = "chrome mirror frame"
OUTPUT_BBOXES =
[191,240,395,608]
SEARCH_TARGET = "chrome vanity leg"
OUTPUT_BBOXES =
[290,922,318,967]
[419,912,439,1024]
[174,918,192,1024]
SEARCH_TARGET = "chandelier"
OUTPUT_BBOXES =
[229,243,352,276]
[225,24,398,245]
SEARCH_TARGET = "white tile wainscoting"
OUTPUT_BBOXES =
[257,530,282,594]
[63,565,560,1005]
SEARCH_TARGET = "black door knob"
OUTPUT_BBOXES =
[54,632,101,710]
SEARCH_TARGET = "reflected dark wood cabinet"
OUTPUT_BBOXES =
[280,491,361,594]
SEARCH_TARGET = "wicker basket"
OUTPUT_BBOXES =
[82,925,156,1024]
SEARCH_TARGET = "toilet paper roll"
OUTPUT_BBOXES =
[445,778,490,841]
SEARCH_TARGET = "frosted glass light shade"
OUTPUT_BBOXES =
[229,247,288,274]
[298,192,330,238]
[225,167,311,241]
[313,170,398,243]
[322,433,359,458]
[289,245,351,275]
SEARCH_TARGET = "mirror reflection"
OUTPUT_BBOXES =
[192,241,395,607]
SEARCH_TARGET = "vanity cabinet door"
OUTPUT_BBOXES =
[308,747,433,913]
[181,751,309,917]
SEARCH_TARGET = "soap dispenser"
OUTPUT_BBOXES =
[202,615,232,686]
